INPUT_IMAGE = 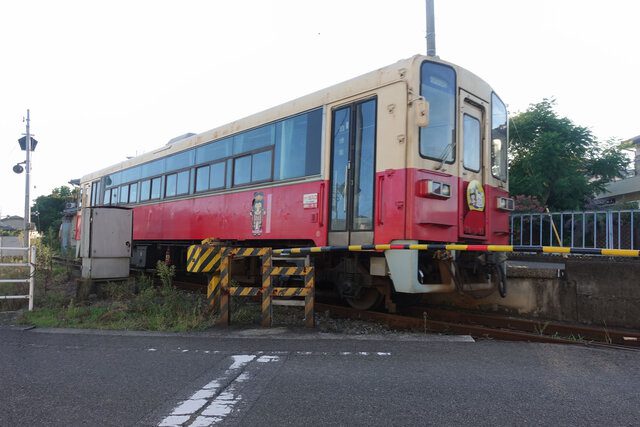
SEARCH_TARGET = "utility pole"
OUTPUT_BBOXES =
[426,0,436,57]
[23,109,32,248]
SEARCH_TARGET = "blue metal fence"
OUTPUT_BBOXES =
[510,210,639,250]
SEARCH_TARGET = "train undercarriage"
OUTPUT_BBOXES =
[131,239,508,312]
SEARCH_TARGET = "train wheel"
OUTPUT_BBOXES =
[346,287,383,310]
[493,263,507,298]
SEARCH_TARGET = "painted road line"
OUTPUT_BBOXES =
[159,354,283,426]
[158,351,397,426]
[159,354,256,426]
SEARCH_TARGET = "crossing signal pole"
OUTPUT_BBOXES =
[16,110,38,248]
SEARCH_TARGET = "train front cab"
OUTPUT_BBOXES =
[383,58,511,297]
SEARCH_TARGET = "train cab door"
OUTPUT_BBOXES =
[458,91,488,239]
[328,98,377,246]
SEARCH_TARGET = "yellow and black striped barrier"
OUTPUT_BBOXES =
[187,243,315,328]
[273,243,640,257]
[187,245,230,273]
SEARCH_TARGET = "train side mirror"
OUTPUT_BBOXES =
[415,99,429,127]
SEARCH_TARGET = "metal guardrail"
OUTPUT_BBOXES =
[0,246,36,311]
[511,210,639,250]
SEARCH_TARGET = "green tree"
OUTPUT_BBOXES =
[509,99,628,211]
[31,186,76,243]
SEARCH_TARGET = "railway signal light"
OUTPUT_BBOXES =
[13,162,25,174]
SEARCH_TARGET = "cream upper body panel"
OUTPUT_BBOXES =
[81,55,503,186]
[82,56,421,184]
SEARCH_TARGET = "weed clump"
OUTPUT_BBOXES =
[20,261,214,332]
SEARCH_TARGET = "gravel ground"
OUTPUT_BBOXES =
[230,299,397,334]
[0,310,22,327]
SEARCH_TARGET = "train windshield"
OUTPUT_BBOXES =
[491,93,508,181]
[419,61,456,163]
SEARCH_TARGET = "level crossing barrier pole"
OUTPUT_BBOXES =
[218,255,230,326]
[261,250,272,327]
[304,266,315,328]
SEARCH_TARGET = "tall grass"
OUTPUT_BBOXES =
[20,261,215,332]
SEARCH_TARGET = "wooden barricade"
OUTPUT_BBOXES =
[186,244,314,327]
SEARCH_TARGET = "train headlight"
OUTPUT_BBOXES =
[418,179,451,199]
[497,196,514,211]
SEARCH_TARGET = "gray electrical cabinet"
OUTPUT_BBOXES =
[80,207,132,279]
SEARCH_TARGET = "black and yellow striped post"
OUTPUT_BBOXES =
[304,266,315,328]
[218,254,231,326]
[187,245,228,273]
[261,251,273,327]
[207,273,221,312]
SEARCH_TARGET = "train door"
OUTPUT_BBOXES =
[328,98,377,246]
[458,91,488,238]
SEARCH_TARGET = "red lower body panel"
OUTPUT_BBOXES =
[132,180,328,245]
[130,168,510,246]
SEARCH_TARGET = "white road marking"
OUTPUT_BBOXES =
[159,354,259,426]
[229,354,255,369]
[159,351,393,426]
[159,415,190,426]
[171,399,209,416]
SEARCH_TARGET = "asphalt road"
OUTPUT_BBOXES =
[0,326,638,426]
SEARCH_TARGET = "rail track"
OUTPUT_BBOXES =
[316,303,640,351]
[50,256,640,350]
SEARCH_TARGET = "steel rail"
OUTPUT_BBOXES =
[404,306,640,346]
[315,303,640,351]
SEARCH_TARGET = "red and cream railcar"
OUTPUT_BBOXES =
[79,55,511,308]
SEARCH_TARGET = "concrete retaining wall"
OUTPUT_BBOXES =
[427,256,640,330]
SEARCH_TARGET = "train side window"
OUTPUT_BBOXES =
[491,93,508,181]
[233,155,252,186]
[103,188,111,205]
[91,182,98,206]
[274,108,322,180]
[166,151,195,173]
[195,166,210,192]
[150,177,162,200]
[225,159,233,188]
[176,170,189,195]
[196,138,232,164]
[119,185,129,204]
[106,172,122,188]
[165,173,177,197]
[210,162,225,189]
[141,159,164,179]
[233,124,275,154]
[420,61,456,163]
[140,180,151,202]
[463,114,481,172]
[111,187,119,205]
[129,182,138,203]
[121,166,141,183]
[252,150,272,182]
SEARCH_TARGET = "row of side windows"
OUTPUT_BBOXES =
[93,108,323,206]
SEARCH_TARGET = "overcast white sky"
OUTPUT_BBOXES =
[1,0,639,216]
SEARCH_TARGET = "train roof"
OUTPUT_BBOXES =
[80,54,489,183]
